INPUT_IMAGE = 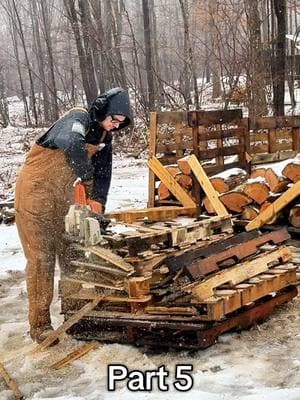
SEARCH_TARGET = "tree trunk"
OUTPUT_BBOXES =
[39,0,59,121]
[0,66,9,127]
[208,0,221,99]
[7,11,31,126]
[11,0,38,125]
[30,0,50,123]
[64,0,97,106]
[245,0,267,117]
[142,0,155,110]
[272,0,286,116]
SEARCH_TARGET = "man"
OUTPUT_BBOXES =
[15,87,132,343]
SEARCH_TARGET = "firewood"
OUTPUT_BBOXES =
[282,162,300,183]
[241,205,259,220]
[188,191,198,205]
[289,204,300,228]
[175,173,193,189]
[177,156,192,175]
[203,196,215,214]
[219,191,252,213]
[149,157,196,208]
[250,168,267,179]
[210,177,229,193]
[165,165,180,177]
[243,181,270,205]
[157,166,181,200]
[158,182,172,200]
[246,181,300,231]
[210,171,248,193]
[265,168,289,193]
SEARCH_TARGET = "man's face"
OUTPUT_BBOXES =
[100,115,125,131]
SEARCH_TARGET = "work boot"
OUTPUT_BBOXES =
[30,325,59,345]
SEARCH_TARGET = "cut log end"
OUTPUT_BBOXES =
[244,182,270,205]
[282,163,300,183]
[265,168,289,193]
[219,192,252,213]
[241,205,259,220]
[289,205,300,228]
[177,156,192,175]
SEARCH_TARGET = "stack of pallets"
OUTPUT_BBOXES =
[60,211,298,350]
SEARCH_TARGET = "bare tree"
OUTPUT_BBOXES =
[245,0,268,117]
[142,0,155,110]
[63,0,97,106]
[272,0,287,115]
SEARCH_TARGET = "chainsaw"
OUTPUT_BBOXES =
[65,180,111,245]
[74,181,111,233]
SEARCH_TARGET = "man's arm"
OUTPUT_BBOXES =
[53,116,94,181]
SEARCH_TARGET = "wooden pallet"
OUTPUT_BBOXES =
[166,228,290,276]
[148,109,249,207]
[148,111,300,207]
[66,286,298,350]
[102,215,232,257]
[183,246,292,301]
[61,263,297,322]
[185,228,290,280]
[186,264,297,320]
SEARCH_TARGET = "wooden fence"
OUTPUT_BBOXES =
[148,110,300,208]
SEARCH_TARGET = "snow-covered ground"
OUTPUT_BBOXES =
[0,158,300,400]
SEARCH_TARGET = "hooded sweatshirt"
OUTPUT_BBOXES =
[36,88,132,205]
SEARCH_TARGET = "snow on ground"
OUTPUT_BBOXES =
[0,158,300,399]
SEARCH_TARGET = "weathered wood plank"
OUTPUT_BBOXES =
[183,246,292,301]
[166,230,259,272]
[0,361,23,400]
[246,180,300,231]
[77,246,134,273]
[148,112,158,207]
[33,295,105,352]
[188,109,243,127]
[198,145,243,160]
[187,155,229,217]
[106,206,197,223]
[186,228,290,280]
[148,156,196,207]
[50,341,98,370]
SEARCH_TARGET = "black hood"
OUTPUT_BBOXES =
[89,87,132,131]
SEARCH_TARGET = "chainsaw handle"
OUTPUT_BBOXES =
[87,199,103,214]
[74,182,87,206]
[74,181,103,213]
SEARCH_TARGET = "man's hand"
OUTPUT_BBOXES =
[88,199,104,214]
[86,143,99,159]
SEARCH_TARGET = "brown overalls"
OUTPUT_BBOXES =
[15,145,75,337]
